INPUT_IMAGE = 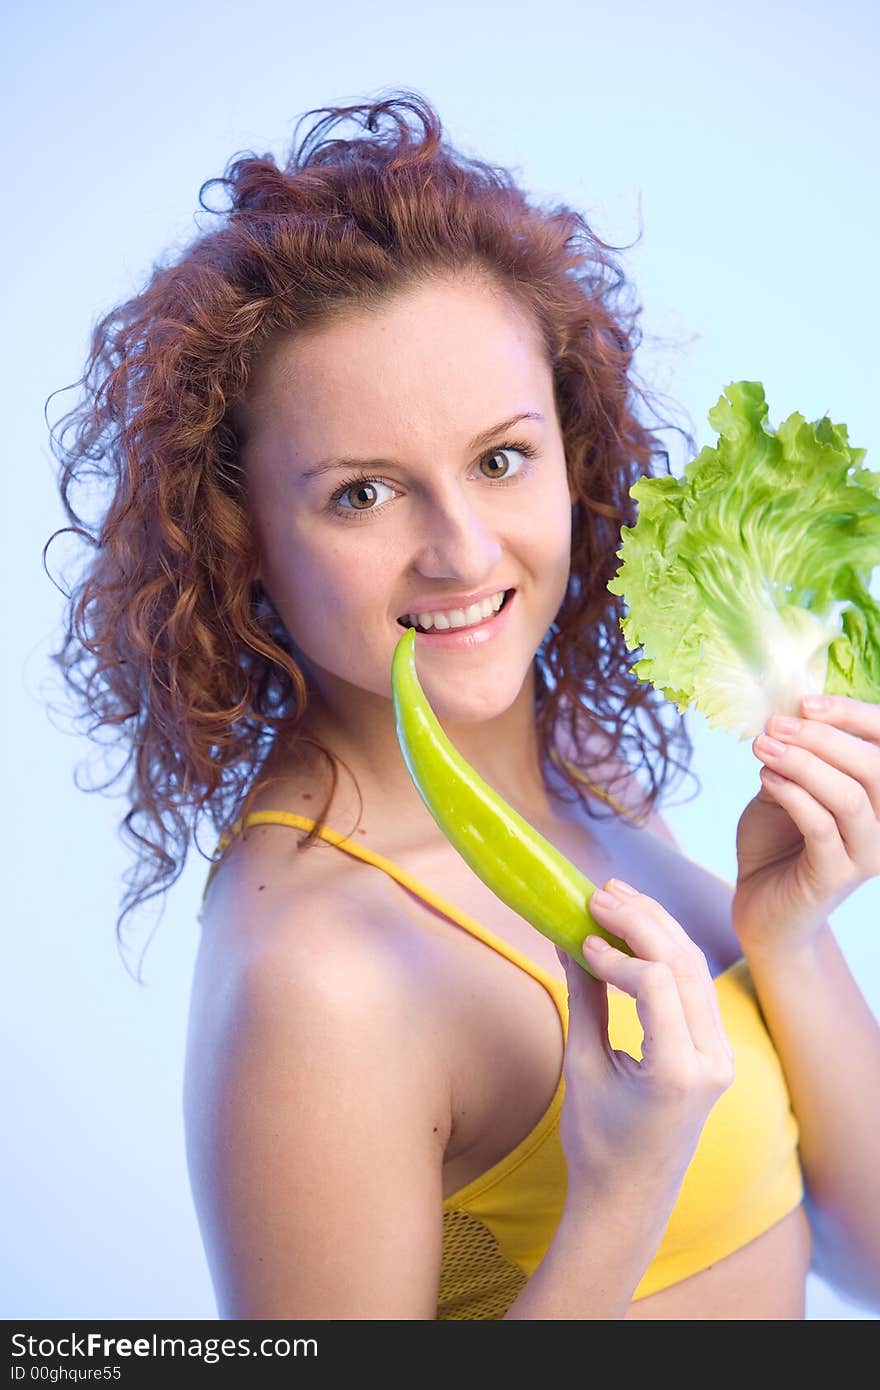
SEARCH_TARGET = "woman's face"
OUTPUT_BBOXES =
[239,275,575,731]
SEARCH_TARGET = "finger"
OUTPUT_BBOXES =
[800,692,880,744]
[590,889,732,1060]
[554,943,611,1048]
[754,736,879,866]
[763,710,880,819]
[603,878,681,948]
[578,934,698,1081]
[758,766,879,881]
[597,883,730,1045]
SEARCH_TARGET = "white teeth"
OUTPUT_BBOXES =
[406,590,507,631]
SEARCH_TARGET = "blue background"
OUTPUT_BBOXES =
[4,0,878,1321]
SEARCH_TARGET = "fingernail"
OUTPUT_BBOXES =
[609,878,638,896]
[583,933,609,951]
[771,715,800,734]
[591,889,619,909]
[758,735,786,755]
[802,694,829,712]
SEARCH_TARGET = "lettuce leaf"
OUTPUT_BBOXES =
[606,380,880,739]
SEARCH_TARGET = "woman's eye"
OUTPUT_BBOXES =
[334,477,397,513]
[478,446,527,481]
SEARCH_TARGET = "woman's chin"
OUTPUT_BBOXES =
[417,670,533,732]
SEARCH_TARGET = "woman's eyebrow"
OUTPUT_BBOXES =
[299,410,545,480]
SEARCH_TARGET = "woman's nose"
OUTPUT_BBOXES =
[411,489,503,580]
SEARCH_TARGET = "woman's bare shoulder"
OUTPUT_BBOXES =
[201,815,353,923]
[196,811,467,1053]
[186,829,452,1318]
[199,815,414,985]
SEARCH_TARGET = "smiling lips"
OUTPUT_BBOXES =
[400,589,510,633]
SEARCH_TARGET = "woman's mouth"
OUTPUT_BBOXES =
[397,588,514,633]
[396,589,516,651]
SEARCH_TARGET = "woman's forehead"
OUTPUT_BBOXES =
[254,271,537,368]
[240,284,550,450]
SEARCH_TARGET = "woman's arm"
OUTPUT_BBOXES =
[184,891,451,1319]
[612,727,880,1308]
[743,923,880,1310]
[731,695,880,1309]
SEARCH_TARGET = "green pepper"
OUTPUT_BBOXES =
[391,627,632,974]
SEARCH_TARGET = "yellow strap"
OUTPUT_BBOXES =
[548,746,644,821]
[202,807,568,1034]
[204,747,641,897]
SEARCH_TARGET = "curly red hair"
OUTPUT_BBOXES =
[44,89,698,976]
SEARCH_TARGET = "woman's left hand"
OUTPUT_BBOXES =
[731,693,880,956]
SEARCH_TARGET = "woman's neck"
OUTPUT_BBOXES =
[258,683,562,839]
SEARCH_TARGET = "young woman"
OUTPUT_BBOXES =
[47,91,880,1320]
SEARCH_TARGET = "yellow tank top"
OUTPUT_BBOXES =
[203,771,803,1318]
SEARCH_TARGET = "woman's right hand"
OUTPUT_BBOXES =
[555,878,735,1206]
